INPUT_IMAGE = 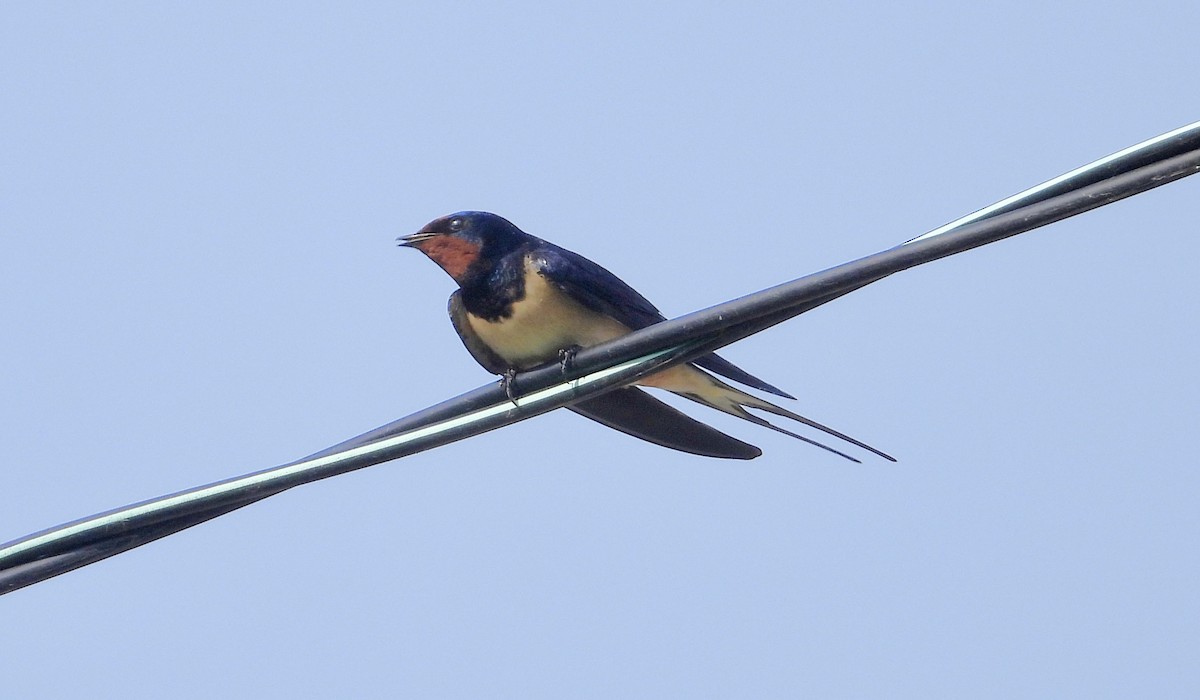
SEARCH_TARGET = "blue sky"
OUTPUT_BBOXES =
[3,3,1198,697]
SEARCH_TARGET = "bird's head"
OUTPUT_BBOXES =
[398,211,530,285]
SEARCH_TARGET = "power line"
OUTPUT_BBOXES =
[2,121,1197,596]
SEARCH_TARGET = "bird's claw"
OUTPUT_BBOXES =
[558,345,582,376]
[500,368,519,405]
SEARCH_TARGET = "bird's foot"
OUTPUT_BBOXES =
[558,345,582,376]
[500,368,519,405]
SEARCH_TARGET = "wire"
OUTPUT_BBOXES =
[2,121,1198,596]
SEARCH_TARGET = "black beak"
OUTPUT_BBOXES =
[397,231,440,247]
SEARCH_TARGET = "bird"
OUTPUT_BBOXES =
[398,211,894,462]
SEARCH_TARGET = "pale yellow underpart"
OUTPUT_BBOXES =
[465,255,784,422]
[465,257,630,369]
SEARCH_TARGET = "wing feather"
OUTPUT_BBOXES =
[532,245,793,398]
[448,290,509,374]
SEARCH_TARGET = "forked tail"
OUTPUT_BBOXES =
[677,374,896,464]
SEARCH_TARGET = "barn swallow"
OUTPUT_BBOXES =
[398,211,894,462]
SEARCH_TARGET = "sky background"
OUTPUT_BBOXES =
[3,2,1198,698]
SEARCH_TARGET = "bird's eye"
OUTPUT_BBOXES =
[449,218,464,231]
